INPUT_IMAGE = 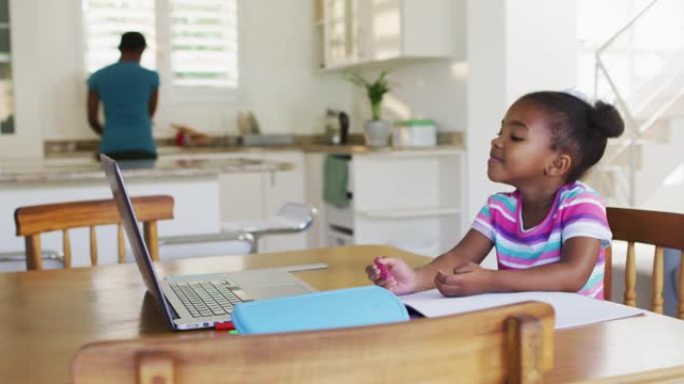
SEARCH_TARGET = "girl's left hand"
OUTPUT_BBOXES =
[434,262,494,297]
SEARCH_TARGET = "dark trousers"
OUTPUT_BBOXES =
[99,150,158,161]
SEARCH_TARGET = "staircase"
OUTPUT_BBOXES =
[584,0,684,210]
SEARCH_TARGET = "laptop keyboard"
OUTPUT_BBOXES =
[169,280,243,318]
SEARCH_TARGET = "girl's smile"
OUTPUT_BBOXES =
[488,152,504,164]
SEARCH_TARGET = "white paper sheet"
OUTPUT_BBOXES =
[401,290,644,329]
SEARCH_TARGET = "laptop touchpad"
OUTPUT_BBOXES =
[250,284,312,300]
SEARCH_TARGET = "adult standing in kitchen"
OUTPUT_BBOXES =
[87,31,159,160]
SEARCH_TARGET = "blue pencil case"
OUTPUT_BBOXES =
[231,285,409,334]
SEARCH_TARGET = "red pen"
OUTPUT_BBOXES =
[215,321,235,331]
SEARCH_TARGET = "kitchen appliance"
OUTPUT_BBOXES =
[392,119,437,147]
[325,109,349,145]
[237,111,260,135]
[339,111,349,144]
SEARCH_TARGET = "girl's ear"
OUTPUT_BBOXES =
[545,153,572,177]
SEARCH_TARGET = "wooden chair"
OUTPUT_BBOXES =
[14,195,174,270]
[71,301,554,384]
[605,207,684,319]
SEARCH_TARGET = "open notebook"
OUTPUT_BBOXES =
[400,290,644,329]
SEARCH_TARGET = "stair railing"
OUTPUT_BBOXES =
[593,0,661,207]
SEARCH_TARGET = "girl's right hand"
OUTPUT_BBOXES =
[365,256,418,295]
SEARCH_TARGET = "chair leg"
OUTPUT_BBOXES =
[624,242,637,307]
[652,247,665,314]
[506,314,544,384]
[144,222,159,261]
[604,247,612,301]
[25,236,43,271]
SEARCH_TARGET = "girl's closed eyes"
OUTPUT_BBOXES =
[496,126,527,142]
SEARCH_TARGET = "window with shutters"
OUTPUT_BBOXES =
[82,0,239,90]
[82,0,157,74]
[169,0,238,88]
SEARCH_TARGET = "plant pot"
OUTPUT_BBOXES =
[364,120,391,147]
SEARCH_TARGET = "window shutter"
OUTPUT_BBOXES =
[83,0,157,73]
[168,0,238,88]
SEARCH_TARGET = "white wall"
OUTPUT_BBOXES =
[467,0,576,267]
[0,0,352,160]
[0,0,44,160]
[158,0,352,138]
[505,1,578,99]
[641,117,684,213]
[466,0,577,219]
[466,0,508,226]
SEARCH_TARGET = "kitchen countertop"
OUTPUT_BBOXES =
[43,132,464,159]
[1,138,464,184]
[299,144,463,155]
[45,142,464,160]
[0,156,292,183]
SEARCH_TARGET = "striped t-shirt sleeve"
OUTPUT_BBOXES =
[559,189,612,248]
[471,197,496,241]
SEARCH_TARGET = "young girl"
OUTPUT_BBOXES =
[367,91,624,299]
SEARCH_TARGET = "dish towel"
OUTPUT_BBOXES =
[323,155,350,208]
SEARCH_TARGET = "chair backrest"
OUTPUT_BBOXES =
[71,301,554,384]
[14,195,174,270]
[605,207,684,319]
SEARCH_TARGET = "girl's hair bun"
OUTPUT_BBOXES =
[591,101,624,139]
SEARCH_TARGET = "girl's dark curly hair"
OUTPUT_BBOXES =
[517,91,625,181]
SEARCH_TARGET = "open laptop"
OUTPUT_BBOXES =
[101,154,324,331]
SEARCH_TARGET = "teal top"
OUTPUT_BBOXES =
[88,61,159,154]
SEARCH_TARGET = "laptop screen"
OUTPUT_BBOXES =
[100,154,177,329]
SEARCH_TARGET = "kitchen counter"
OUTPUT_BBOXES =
[44,142,464,159]
[1,138,464,184]
[0,156,291,184]
[42,132,464,160]
[0,139,465,266]
[0,153,296,264]
[299,144,462,155]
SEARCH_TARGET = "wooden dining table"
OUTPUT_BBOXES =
[1,244,684,383]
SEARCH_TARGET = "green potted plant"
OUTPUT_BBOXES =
[345,70,392,147]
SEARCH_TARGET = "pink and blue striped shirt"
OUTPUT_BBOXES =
[471,181,611,299]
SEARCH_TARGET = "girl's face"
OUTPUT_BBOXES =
[487,100,560,187]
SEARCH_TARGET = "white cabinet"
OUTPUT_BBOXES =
[219,151,307,253]
[307,148,466,257]
[315,0,452,70]
[259,151,307,253]
[316,0,356,68]
[304,152,328,248]
[0,175,221,268]
[218,152,265,223]
[353,149,465,256]
[0,149,307,268]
